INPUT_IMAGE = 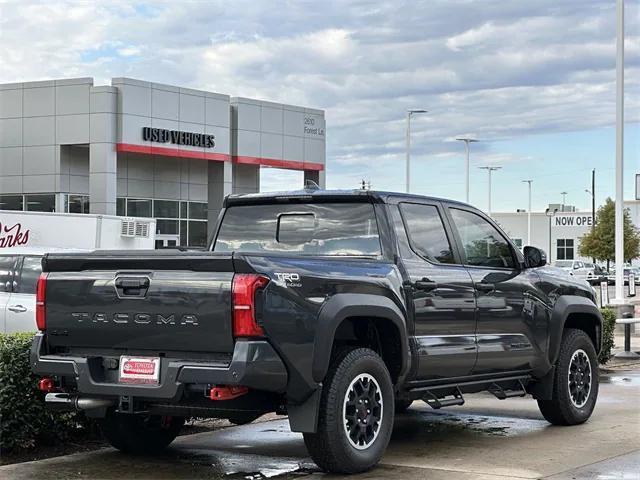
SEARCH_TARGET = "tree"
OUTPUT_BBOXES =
[579,198,640,270]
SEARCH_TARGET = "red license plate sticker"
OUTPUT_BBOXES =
[119,356,160,384]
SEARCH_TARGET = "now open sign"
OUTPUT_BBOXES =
[554,214,594,228]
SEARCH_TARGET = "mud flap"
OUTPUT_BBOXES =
[287,388,321,433]
[527,365,556,400]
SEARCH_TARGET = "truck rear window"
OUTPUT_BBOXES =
[213,203,381,256]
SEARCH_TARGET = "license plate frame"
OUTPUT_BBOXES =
[119,356,160,385]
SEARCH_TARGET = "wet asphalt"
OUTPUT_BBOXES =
[1,372,639,480]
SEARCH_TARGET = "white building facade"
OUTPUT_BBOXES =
[493,201,640,265]
[0,77,326,247]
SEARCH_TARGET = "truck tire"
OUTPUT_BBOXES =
[537,328,599,426]
[100,413,184,454]
[303,347,394,474]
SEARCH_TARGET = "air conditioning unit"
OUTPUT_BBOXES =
[121,219,151,238]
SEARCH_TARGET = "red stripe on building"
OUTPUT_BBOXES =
[234,155,324,171]
[116,143,324,171]
[116,143,231,162]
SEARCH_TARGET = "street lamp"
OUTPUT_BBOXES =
[456,138,479,203]
[545,208,559,263]
[405,109,428,193]
[614,0,625,301]
[478,166,502,216]
[522,180,533,245]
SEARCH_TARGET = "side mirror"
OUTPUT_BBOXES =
[523,246,547,268]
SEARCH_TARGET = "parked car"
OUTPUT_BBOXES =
[31,190,603,474]
[0,248,88,333]
[553,260,592,281]
[606,267,640,285]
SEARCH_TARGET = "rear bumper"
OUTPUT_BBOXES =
[30,334,288,401]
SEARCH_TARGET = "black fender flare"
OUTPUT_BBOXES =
[548,295,603,365]
[311,293,410,383]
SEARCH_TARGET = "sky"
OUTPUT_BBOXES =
[1,0,638,213]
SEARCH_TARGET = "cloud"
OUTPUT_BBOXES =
[0,0,638,205]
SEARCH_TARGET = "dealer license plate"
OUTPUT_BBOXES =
[119,356,160,385]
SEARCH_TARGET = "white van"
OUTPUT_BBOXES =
[0,247,87,333]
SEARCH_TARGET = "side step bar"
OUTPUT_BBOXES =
[423,387,464,409]
[488,380,527,400]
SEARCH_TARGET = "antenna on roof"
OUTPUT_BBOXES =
[304,179,320,190]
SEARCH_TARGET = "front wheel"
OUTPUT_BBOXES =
[100,413,184,454]
[537,328,599,425]
[303,348,394,474]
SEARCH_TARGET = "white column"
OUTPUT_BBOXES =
[89,86,118,215]
[405,112,411,193]
[615,0,625,301]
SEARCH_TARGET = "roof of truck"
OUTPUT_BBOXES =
[224,189,472,208]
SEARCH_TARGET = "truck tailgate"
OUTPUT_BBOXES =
[42,251,236,353]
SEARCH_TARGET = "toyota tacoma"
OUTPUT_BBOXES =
[31,190,603,473]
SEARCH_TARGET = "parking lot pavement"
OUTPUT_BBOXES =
[1,371,639,480]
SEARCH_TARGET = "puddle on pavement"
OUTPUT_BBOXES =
[600,374,640,386]
[392,410,547,441]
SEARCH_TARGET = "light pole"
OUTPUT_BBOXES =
[522,180,533,245]
[545,208,558,263]
[405,109,427,193]
[456,138,479,203]
[615,0,625,301]
[478,166,501,216]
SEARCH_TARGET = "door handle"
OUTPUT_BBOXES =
[8,305,27,313]
[414,279,438,291]
[476,282,495,292]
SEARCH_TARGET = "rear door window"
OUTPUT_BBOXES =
[214,203,381,256]
[399,203,456,264]
[0,256,17,292]
[14,256,42,294]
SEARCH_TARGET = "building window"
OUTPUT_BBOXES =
[0,195,23,211]
[116,197,125,216]
[153,200,179,219]
[156,219,179,235]
[188,202,207,220]
[188,220,208,247]
[557,238,574,260]
[126,198,152,217]
[25,194,55,212]
[66,194,90,213]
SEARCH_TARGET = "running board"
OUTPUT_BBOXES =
[422,387,465,409]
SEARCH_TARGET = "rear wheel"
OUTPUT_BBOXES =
[537,328,599,425]
[100,413,184,454]
[303,348,394,474]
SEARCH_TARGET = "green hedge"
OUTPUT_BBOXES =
[0,333,89,452]
[599,307,616,364]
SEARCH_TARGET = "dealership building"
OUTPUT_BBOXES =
[493,200,640,265]
[0,77,326,247]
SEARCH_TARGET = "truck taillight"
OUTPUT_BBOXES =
[232,274,269,338]
[36,273,48,331]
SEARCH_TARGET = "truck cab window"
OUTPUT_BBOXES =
[399,203,455,264]
[450,208,515,269]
